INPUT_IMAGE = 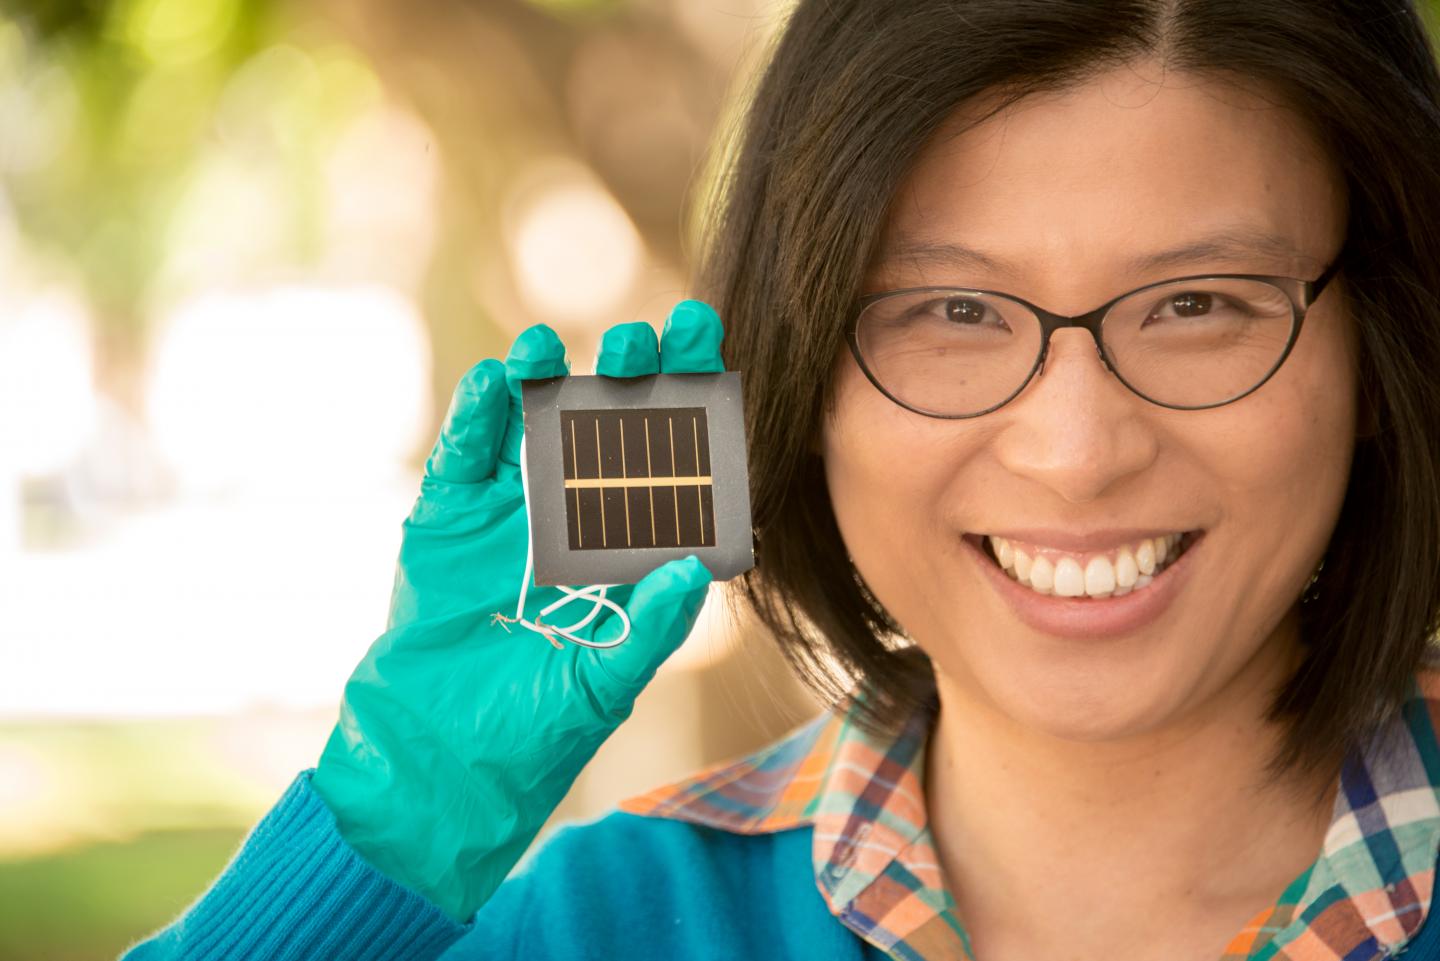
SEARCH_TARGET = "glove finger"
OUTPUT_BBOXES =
[423,359,509,484]
[659,300,725,373]
[585,555,713,699]
[594,322,660,377]
[500,324,570,467]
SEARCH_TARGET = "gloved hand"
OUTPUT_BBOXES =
[312,301,727,922]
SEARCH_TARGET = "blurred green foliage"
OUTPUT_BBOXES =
[0,0,276,337]
[0,828,244,961]
[0,713,328,960]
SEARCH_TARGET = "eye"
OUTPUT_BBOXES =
[1121,280,1292,338]
[943,297,992,325]
[863,290,1015,335]
[1163,291,1217,318]
[1142,289,1249,326]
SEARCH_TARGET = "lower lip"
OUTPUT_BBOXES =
[963,533,1202,640]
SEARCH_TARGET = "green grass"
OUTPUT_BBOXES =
[0,828,245,961]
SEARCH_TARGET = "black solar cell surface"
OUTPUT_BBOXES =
[561,407,716,551]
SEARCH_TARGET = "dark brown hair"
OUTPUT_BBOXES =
[700,0,1440,784]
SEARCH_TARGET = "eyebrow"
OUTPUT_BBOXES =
[874,225,1321,278]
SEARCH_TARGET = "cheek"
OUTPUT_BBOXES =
[822,371,913,540]
[1233,320,1354,500]
[820,364,977,623]
[1191,317,1357,602]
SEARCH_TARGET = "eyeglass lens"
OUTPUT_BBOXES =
[855,278,1297,415]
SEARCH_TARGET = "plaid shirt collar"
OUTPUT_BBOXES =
[619,669,1440,961]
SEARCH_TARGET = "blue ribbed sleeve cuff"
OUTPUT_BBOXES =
[122,770,469,961]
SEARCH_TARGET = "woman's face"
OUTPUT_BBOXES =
[822,63,1354,741]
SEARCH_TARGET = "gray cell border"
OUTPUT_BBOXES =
[522,371,754,586]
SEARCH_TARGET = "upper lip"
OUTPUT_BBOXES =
[975,528,1197,553]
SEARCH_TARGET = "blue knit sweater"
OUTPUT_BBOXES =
[122,769,1440,960]
[121,771,886,960]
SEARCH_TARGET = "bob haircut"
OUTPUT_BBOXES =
[701,0,1440,785]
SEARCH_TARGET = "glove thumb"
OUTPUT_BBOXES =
[584,556,713,702]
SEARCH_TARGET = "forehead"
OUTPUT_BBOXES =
[873,64,1347,290]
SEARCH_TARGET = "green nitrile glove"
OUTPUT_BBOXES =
[312,301,727,921]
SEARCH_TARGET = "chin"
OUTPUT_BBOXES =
[1014,697,1168,744]
[943,645,1185,744]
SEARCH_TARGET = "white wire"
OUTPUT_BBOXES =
[508,435,632,649]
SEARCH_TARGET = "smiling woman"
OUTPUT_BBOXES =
[819,66,1362,957]
[708,1,1440,957]
[123,2,1440,961]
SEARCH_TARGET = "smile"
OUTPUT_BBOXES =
[962,530,1205,639]
[981,532,1201,599]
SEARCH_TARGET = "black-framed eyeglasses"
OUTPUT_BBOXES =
[846,259,1344,418]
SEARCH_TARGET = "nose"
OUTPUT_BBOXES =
[991,329,1158,503]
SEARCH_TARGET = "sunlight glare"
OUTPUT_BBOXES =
[145,284,431,491]
[0,287,96,476]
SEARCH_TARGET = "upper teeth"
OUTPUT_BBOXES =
[985,533,1186,598]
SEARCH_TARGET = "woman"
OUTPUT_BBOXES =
[125,1,1440,959]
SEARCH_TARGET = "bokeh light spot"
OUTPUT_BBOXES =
[121,0,241,66]
[506,163,643,324]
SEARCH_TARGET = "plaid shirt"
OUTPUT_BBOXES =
[620,669,1440,960]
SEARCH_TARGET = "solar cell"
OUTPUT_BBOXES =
[522,372,754,586]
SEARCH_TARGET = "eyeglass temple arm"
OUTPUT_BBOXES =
[1305,251,1345,306]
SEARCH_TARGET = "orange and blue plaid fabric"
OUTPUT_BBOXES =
[620,669,1440,960]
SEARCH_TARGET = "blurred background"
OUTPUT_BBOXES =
[0,1,823,958]
[8,1,1440,958]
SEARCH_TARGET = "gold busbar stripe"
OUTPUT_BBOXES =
[564,476,714,489]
